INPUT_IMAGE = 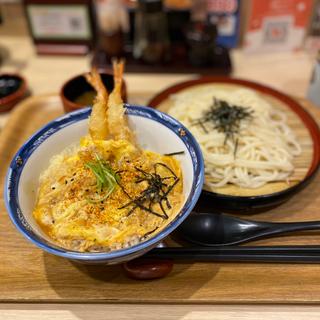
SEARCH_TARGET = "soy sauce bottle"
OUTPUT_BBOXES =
[133,0,170,64]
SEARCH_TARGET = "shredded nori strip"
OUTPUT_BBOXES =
[118,163,179,220]
[142,226,159,239]
[164,151,185,156]
[234,138,239,158]
[192,98,254,155]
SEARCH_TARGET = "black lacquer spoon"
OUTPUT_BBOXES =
[176,212,320,246]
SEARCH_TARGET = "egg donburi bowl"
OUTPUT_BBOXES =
[5,61,204,264]
[34,62,184,253]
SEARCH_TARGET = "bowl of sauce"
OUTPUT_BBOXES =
[0,74,27,112]
[60,71,127,113]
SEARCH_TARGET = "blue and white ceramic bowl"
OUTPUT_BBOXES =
[5,105,204,264]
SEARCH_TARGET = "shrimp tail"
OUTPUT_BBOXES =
[85,68,108,102]
[85,61,136,145]
[111,58,125,105]
[108,59,136,144]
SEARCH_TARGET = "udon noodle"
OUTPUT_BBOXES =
[168,86,301,190]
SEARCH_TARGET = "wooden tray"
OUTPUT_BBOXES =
[1,94,320,304]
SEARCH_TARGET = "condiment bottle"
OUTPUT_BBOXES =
[307,52,320,106]
[185,0,217,67]
[95,0,129,58]
[133,0,170,64]
[186,21,217,67]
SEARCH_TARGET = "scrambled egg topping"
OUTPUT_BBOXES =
[33,137,183,252]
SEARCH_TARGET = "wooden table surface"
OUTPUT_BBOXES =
[1,36,320,319]
[2,304,320,320]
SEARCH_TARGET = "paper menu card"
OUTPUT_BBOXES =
[244,0,312,53]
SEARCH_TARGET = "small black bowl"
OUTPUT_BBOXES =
[0,73,27,112]
[60,71,127,113]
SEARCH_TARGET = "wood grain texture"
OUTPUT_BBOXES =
[2,304,320,320]
[1,95,320,304]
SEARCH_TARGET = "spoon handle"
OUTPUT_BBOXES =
[263,220,320,235]
[146,246,320,263]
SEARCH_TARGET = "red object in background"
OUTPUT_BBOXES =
[207,0,238,13]
[248,0,313,31]
[245,0,313,52]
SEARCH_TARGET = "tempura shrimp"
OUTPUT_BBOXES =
[86,60,135,144]
[85,68,109,140]
[107,59,135,143]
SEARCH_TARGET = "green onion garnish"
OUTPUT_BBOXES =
[85,153,119,203]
